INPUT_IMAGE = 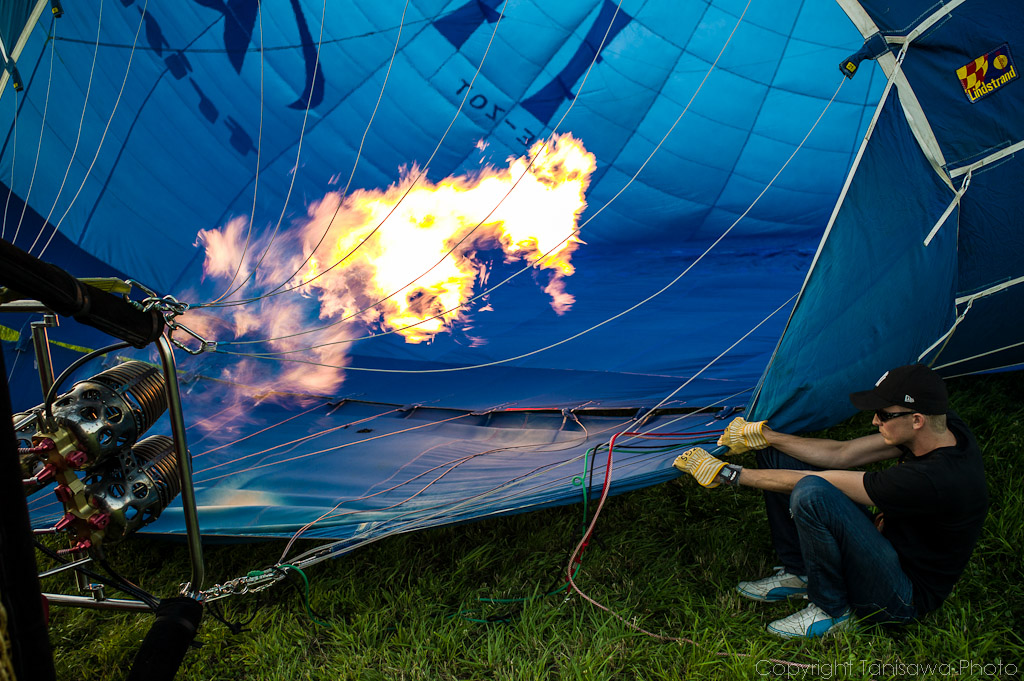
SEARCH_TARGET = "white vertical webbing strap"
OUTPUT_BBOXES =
[918,298,974,362]
[0,0,49,96]
[833,0,877,37]
[838,0,955,190]
[923,170,971,247]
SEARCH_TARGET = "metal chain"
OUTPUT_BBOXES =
[191,568,284,603]
[125,279,190,316]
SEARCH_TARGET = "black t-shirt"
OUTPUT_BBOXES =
[862,412,988,614]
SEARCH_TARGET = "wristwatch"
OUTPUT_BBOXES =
[716,463,743,486]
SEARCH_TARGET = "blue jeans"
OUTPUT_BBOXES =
[756,449,917,622]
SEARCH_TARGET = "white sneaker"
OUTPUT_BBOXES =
[767,603,853,639]
[736,567,807,602]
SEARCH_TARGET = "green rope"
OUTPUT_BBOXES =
[278,563,331,627]
[467,441,702,613]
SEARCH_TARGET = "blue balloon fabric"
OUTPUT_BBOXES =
[2,1,1021,542]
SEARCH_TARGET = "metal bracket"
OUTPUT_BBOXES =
[167,321,216,355]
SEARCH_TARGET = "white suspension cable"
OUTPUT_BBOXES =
[918,298,974,362]
[956,275,1024,305]
[12,18,56,248]
[941,355,1024,378]
[29,0,104,254]
[208,0,749,354]
[193,411,474,485]
[242,0,413,303]
[191,401,329,461]
[38,0,150,259]
[1,87,17,240]
[283,419,631,570]
[218,71,840,376]
[935,342,1024,372]
[198,0,620,316]
[206,0,329,302]
[212,399,730,577]
[277,418,594,563]
[204,0,265,305]
[198,285,792,565]
[638,293,797,425]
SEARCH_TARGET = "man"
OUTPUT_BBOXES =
[673,364,988,638]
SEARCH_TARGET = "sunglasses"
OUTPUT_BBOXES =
[875,409,917,422]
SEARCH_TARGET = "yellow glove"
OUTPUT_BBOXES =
[717,417,770,454]
[673,447,729,488]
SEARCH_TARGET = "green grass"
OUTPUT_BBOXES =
[40,372,1024,680]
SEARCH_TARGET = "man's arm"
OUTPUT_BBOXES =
[761,428,900,469]
[675,447,877,504]
[735,468,875,506]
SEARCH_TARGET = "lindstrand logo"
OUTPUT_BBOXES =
[957,44,1018,103]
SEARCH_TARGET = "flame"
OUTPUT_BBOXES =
[191,133,594,400]
[197,216,251,281]
[298,132,595,342]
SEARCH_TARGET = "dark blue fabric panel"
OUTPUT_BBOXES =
[749,91,958,433]
[922,154,1024,375]
[925,288,1024,377]
[954,154,1024,298]
[434,0,503,51]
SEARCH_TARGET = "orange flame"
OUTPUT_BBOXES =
[298,132,595,342]
[190,133,594,399]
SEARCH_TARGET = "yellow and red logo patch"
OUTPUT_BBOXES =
[957,44,1017,103]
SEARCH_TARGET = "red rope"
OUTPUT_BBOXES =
[566,428,814,670]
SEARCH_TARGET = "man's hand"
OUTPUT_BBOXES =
[717,417,770,454]
[673,447,728,488]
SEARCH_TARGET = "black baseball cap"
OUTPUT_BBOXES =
[849,364,948,414]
